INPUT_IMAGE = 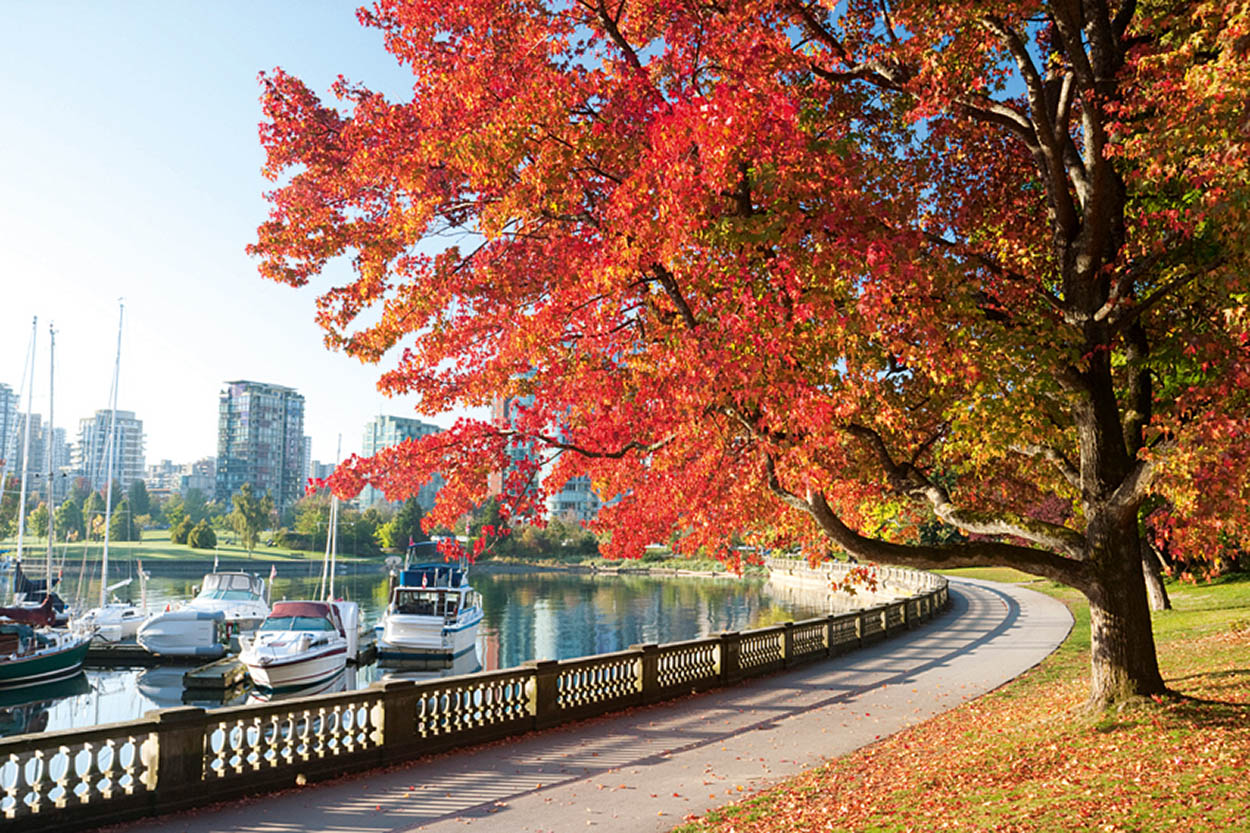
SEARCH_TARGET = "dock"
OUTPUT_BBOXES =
[85,642,199,668]
[184,655,249,693]
[86,630,378,694]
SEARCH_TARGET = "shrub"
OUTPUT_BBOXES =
[170,516,193,545]
[188,519,217,549]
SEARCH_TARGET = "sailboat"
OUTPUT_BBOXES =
[74,303,153,644]
[1,320,92,689]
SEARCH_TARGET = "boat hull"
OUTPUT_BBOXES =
[0,632,92,690]
[377,608,481,662]
[245,645,348,691]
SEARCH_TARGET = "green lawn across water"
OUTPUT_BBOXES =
[0,529,374,564]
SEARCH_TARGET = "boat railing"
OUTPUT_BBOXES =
[1,560,948,832]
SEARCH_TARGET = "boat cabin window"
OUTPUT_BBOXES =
[259,615,336,632]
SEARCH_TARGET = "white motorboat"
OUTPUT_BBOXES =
[78,570,152,643]
[136,571,269,658]
[78,602,147,643]
[239,601,358,691]
[376,563,482,663]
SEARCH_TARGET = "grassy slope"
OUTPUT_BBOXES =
[673,569,1250,833]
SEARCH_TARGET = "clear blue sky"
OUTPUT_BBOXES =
[1,1,452,466]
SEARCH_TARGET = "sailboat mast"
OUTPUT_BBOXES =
[15,316,37,568]
[328,434,341,601]
[99,302,124,610]
[45,325,56,592]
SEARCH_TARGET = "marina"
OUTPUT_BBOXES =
[0,561,841,736]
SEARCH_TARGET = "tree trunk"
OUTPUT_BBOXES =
[1141,544,1171,612]
[1084,523,1168,708]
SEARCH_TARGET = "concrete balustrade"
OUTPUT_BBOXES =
[0,559,947,832]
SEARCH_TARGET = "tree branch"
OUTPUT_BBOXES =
[1010,442,1081,490]
[846,423,1088,559]
[651,263,699,330]
[762,453,1090,588]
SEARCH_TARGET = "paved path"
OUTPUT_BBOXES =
[110,578,1072,833]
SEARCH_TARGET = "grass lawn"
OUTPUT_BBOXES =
[0,529,377,563]
[672,569,1250,833]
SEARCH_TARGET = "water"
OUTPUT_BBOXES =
[1,562,832,737]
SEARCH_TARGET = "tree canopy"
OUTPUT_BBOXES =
[252,0,1250,706]
[376,498,429,552]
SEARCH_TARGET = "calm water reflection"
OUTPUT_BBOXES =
[2,564,829,736]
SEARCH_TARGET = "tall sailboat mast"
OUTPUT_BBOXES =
[328,434,341,600]
[99,302,124,610]
[317,435,342,601]
[15,316,37,568]
[45,324,57,592]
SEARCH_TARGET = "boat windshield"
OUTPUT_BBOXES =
[393,589,462,617]
[259,616,336,632]
[200,574,261,600]
[202,588,260,601]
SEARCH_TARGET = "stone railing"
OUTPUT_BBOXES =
[1,564,948,832]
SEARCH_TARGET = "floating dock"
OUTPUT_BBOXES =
[183,655,249,693]
[85,642,198,668]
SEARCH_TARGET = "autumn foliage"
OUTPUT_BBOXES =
[251,0,1250,705]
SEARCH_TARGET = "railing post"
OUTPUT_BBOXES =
[782,622,794,668]
[717,631,740,685]
[146,706,206,814]
[824,613,837,657]
[374,679,417,760]
[854,611,865,647]
[631,643,660,705]
[525,660,561,730]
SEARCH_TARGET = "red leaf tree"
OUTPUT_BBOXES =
[250,0,1250,708]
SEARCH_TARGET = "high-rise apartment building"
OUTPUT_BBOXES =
[75,410,146,491]
[12,413,44,482]
[301,436,312,484]
[216,381,305,517]
[0,382,17,471]
[359,415,445,509]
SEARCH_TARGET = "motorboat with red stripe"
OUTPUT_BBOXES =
[239,600,359,691]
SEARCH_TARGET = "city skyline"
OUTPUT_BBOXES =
[0,3,478,467]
